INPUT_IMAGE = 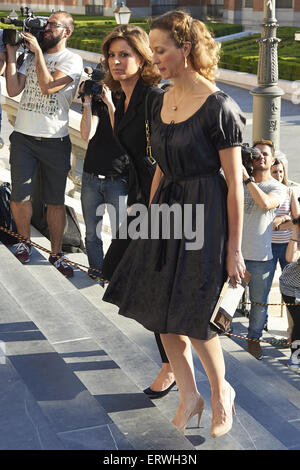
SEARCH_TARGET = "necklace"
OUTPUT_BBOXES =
[170,84,196,111]
[171,90,185,111]
[169,76,213,112]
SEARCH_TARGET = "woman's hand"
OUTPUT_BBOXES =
[99,84,115,128]
[79,82,92,104]
[226,249,246,288]
[272,215,291,231]
[99,84,113,107]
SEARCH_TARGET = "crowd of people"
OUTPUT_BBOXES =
[1,9,299,439]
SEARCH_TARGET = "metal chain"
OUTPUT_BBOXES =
[0,225,109,284]
[241,300,296,307]
[224,331,291,346]
[0,226,295,347]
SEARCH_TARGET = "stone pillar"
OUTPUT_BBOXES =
[250,0,286,165]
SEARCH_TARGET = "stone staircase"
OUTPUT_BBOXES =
[0,229,299,450]
[1,97,300,451]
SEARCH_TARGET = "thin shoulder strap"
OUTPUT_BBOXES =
[145,88,157,166]
[145,86,164,125]
[145,87,151,125]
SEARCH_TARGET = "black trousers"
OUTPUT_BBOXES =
[282,294,300,344]
[155,332,169,363]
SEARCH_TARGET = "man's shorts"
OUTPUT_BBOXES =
[9,131,71,205]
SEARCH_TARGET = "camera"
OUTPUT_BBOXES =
[78,63,106,102]
[241,143,261,176]
[0,8,48,47]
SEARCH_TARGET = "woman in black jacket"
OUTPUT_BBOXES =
[101,25,175,398]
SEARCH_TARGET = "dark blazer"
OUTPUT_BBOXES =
[101,79,163,281]
[114,78,163,206]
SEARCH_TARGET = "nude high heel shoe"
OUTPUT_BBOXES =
[172,395,205,434]
[210,384,236,438]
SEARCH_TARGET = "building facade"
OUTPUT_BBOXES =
[0,1,299,26]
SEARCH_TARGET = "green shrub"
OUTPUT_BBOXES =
[206,23,243,37]
[0,11,298,80]
[221,27,300,81]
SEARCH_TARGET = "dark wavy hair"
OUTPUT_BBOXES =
[102,24,161,91]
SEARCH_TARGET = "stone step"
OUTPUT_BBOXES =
[0,242,194,451]
[0,273,132,450]
[4,231,300,449]
[85,293,300,450]
[28,240,300,450]
[64,252,300,450]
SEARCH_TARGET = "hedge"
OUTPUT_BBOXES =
[220,27,300,81]
[0,11,298,80]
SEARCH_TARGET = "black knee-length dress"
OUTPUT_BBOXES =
[103,91,246,340]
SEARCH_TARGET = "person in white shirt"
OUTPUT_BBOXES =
[242,140,287,360]
[5,11,83,277]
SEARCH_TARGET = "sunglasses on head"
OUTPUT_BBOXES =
[253,139,274,147]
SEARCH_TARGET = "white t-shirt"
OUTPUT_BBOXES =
[15,48,83,138]
[241,178,287,261]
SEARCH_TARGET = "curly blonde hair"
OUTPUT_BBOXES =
[102,24,161,91]
[150,10,220,83]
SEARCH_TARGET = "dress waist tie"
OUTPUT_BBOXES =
[155,171,221,271]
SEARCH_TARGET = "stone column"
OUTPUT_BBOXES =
[250,0,286,165]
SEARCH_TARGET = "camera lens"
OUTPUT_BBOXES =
[3,29,24,46]
[92,83,103,95]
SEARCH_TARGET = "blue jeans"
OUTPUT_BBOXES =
[81,171,128,272]
[269,242,289,283]
[262,243,289,324]
[245,259,274,339]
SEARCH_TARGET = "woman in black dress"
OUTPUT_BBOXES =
[104,11,246,437]
[101,25,176,396]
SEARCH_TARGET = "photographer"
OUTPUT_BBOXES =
[79,64,128,282]
[241,139,287,359]
[279,215,300,373]
[5,11,83,276]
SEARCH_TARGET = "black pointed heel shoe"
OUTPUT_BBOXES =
[143,381,176,399]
